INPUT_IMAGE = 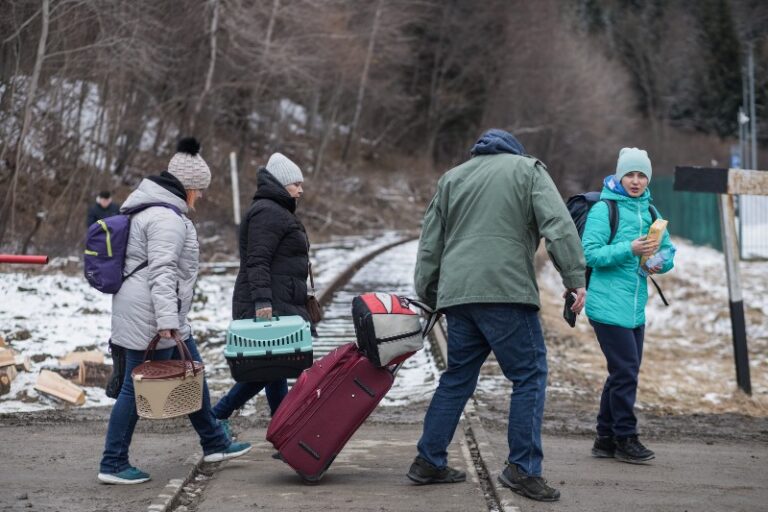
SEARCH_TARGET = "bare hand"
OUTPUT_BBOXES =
[158,329,175,339]
[255,307,273,319]
[563,287,587,314]
[631,236,659,257]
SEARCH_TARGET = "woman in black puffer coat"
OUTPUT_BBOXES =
[213,153,310,428]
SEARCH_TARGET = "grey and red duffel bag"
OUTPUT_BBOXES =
[351,292,438,367]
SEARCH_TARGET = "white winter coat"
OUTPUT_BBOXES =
[111,179,199,350]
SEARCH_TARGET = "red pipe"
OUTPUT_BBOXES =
[0,255,49,265]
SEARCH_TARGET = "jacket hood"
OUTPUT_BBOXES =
[470,129,526,157]
[121,178,189,214]
[600,175,651,204]
[254,168,296,213]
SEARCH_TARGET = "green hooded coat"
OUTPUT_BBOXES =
[582,186,675,328]
[414,154,586,310]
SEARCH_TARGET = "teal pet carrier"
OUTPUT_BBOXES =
[225,316,313,382]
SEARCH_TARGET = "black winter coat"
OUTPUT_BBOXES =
[232,169,310,322]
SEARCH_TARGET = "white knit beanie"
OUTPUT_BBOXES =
[167,137,212,190]
[266,152,303,186]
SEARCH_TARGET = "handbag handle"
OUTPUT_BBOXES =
[404,297,440,338]
[142,334,201,375]
[308,262,316,293]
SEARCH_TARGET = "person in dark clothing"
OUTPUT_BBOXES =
[87,191,121,227]
[213,153,311,433]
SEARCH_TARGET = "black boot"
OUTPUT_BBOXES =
[615,435,655,464]
[497,462,560,502]
[591,435,615,458]
[406,456,466,485]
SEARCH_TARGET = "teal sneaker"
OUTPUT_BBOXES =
[97,467,151,485]
[219,419,233,440]
[203,441,252,463]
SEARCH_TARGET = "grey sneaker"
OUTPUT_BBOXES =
[497,463,560,502]
[406,456,466,485]
[97,467,151,485]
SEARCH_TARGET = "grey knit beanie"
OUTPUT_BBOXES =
[266,153,303,186]
[167,137,211,190]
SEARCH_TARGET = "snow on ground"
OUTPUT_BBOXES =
[538,237,768,416]
[0,232,403,413]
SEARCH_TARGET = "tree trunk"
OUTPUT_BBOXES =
[0,0,50,247]
[342,0,384,162]
[191,0,220,133]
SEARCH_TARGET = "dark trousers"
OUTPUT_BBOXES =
[590,320,645,438]
[212,379,288,419]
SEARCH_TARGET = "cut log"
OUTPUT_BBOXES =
[0,347,16,367]
[78,361,112,387]
[14,355,32,372]
[0,335,6,347]
[0,365,18,396]
[59,349,104,366]
[41,364,80,382]
[35,370,85,405]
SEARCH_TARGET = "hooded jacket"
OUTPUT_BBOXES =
[231,169,310,321]
[582,183,675,328]
[111,173,198,350]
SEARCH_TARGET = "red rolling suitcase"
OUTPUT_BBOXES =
[266,342,396,483]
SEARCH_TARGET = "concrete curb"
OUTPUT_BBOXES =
[147,456,203,512]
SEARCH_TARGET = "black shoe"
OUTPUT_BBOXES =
[591,435,615,458]
[497,463,560,502]
[406,456,466,485]
[615,435,655,464]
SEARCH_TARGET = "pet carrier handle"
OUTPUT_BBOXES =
[142,334,201,375]
[405,298,439,338]
[253,314,280,322]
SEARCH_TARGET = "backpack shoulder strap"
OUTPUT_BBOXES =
[601,199,619,245]
[122,202,182,217]
[648,204,659,222]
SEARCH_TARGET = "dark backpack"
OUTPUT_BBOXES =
[83,202,181,294]
[566,193,668,305]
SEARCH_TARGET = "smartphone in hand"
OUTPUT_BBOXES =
[563,292,577,328]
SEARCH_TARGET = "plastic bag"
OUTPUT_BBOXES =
[638,246,676,277]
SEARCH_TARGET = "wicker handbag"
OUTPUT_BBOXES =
[131,335,204,419]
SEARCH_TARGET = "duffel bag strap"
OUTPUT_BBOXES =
[404,297,439,338]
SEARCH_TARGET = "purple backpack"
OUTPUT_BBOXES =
[84,202,181,294]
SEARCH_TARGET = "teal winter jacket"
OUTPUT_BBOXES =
[582,186,674,328]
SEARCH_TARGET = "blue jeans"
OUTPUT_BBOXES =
[590,320,645,438]
[213,379,288,419]
[100,337,230,474]
[417,303,548,476]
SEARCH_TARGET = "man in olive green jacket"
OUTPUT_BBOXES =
[406,129,586,503]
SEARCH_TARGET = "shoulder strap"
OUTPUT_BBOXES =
[648,204,659,222]
[601,199,619,245]
[649,275,669,306]
[122,202,182,217]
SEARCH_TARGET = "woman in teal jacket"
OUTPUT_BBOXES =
[582,147,675,464]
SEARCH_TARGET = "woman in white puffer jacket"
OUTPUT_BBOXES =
[98,138,252,485]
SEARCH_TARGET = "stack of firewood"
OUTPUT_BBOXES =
[0,335,112,406]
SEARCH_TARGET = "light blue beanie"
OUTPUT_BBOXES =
[616,147,652,182]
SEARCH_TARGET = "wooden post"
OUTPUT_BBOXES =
[718,195,751,394]
[674,165,767,395]
[229,151,241,226]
